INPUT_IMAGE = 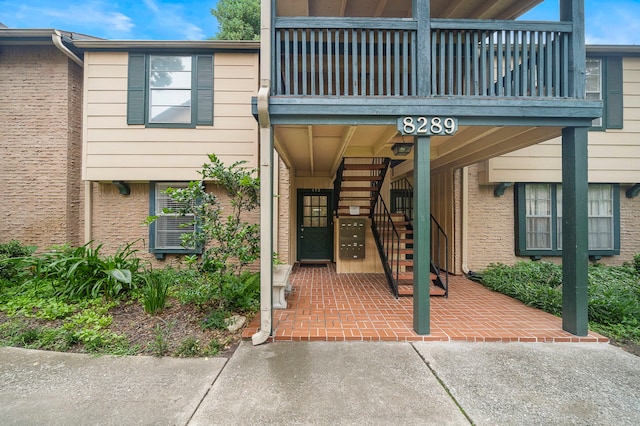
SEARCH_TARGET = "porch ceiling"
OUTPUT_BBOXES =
[275,0,544,20]
[274,124,562,177]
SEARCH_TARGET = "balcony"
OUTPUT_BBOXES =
[274,18,574,99]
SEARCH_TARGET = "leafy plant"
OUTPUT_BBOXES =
[176,336,201,357]
[149,321,174,357]
[162,154,260,277]
[141,270,170,315]
[11,241,141,299]
[203,308,230,330]
[0,240,36,284]
[476,260,640,344]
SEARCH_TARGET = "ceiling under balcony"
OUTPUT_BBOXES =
[275,0,544,20]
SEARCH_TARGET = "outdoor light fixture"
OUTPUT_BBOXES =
[392,143,413,156]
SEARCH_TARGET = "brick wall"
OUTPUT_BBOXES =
[617,188,640,264]
[277,157,291,264]
[90,181,262,269]
[465,164,640,270]
[466,163,519,271]
[0,45,82,249]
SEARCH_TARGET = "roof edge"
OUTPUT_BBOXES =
[73,39,260,51]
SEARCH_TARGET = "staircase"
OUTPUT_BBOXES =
[332,159,448,299]
[333,158,390,218]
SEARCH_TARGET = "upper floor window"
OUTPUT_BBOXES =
[586,59,602,127]
[516,183,620,257]
[149,56,192,124]
[587,56,623,130]
[127,53,214,128]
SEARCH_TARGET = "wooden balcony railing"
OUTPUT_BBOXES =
[273,18,574,99]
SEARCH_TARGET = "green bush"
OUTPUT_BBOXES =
[141,270,171,315]
[634,253,640,275]
[220,271,260,312]
[0,240,36,284]
[13,241,141,299]
[476,260,640,343]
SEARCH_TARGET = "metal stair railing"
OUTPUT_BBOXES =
[390,178,449,297]
[371,193,402,298]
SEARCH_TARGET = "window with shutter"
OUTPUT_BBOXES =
[149,182,199,258]
[586,56,623,130]
[515,183,620,257]
[127,53,214,128]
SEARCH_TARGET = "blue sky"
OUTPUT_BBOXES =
[1,0,640,44]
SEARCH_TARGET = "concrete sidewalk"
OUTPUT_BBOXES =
[2,341,639,425]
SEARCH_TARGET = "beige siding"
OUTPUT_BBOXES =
[83,51,259,181]
[483,57,640,185]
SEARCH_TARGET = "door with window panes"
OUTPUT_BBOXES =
[297,190,333,261]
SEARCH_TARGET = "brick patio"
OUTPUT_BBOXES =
[243,263,608,343]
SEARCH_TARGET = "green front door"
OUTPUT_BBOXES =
[297,189,333,261]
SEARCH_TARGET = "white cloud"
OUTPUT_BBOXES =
[0,1,135,37]
[143,0,160,14]
[586,2,640,45]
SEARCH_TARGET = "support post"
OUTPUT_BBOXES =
[413,135,430,334]
[413,0,431,97]
[561,0,586,99]
[561,127,589,336]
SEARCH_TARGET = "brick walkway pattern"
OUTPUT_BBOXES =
[243,263,608,343]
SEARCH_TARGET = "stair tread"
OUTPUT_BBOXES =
[343,164,387,170]
[342,176,382,181]
[339,187,377,192]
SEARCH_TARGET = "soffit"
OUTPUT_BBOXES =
[276,0,544,20]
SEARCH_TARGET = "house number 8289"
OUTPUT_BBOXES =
[398,116,458,136]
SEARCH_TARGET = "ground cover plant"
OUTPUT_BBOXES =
[0,242,259,357]
[0,155,262,357]
[472,258,640,355]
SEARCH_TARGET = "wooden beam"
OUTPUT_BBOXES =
[434,126,503,158]
[440,0,467,19]
[372,126,399,156]
[307,125,314,176]
[432,127,561,172]
[329,125,358,177]
[273,129,294,171]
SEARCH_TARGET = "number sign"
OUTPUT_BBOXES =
[397,116,458,136]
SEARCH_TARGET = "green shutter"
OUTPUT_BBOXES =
[127,54,146,125]
[196,55,214,126]
[605,57,623,129]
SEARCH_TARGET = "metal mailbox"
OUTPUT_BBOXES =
[339,218,366,259]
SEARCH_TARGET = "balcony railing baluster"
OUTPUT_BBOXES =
[274,18,573,99]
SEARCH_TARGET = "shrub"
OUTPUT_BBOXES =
[0,240,36,284]
[476,261,640,344]
[14,241,141,299]
[634,253,640,275]
[141,270,171,315]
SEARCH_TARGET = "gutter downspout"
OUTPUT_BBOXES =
[252,0,273,346]
[84,182,93,244]
[461,167,470,275]
[52,30,83,67]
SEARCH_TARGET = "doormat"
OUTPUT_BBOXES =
[297,260,330,268]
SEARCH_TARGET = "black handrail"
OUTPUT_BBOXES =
[332,159,346,217]
[371,192,402,298]
[390,178,449,297]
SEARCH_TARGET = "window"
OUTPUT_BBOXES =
[149,183,198,259]
[128,53,213,127]
[586,59,602,127]
[516,183,620,257]
[587,56,623,130]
